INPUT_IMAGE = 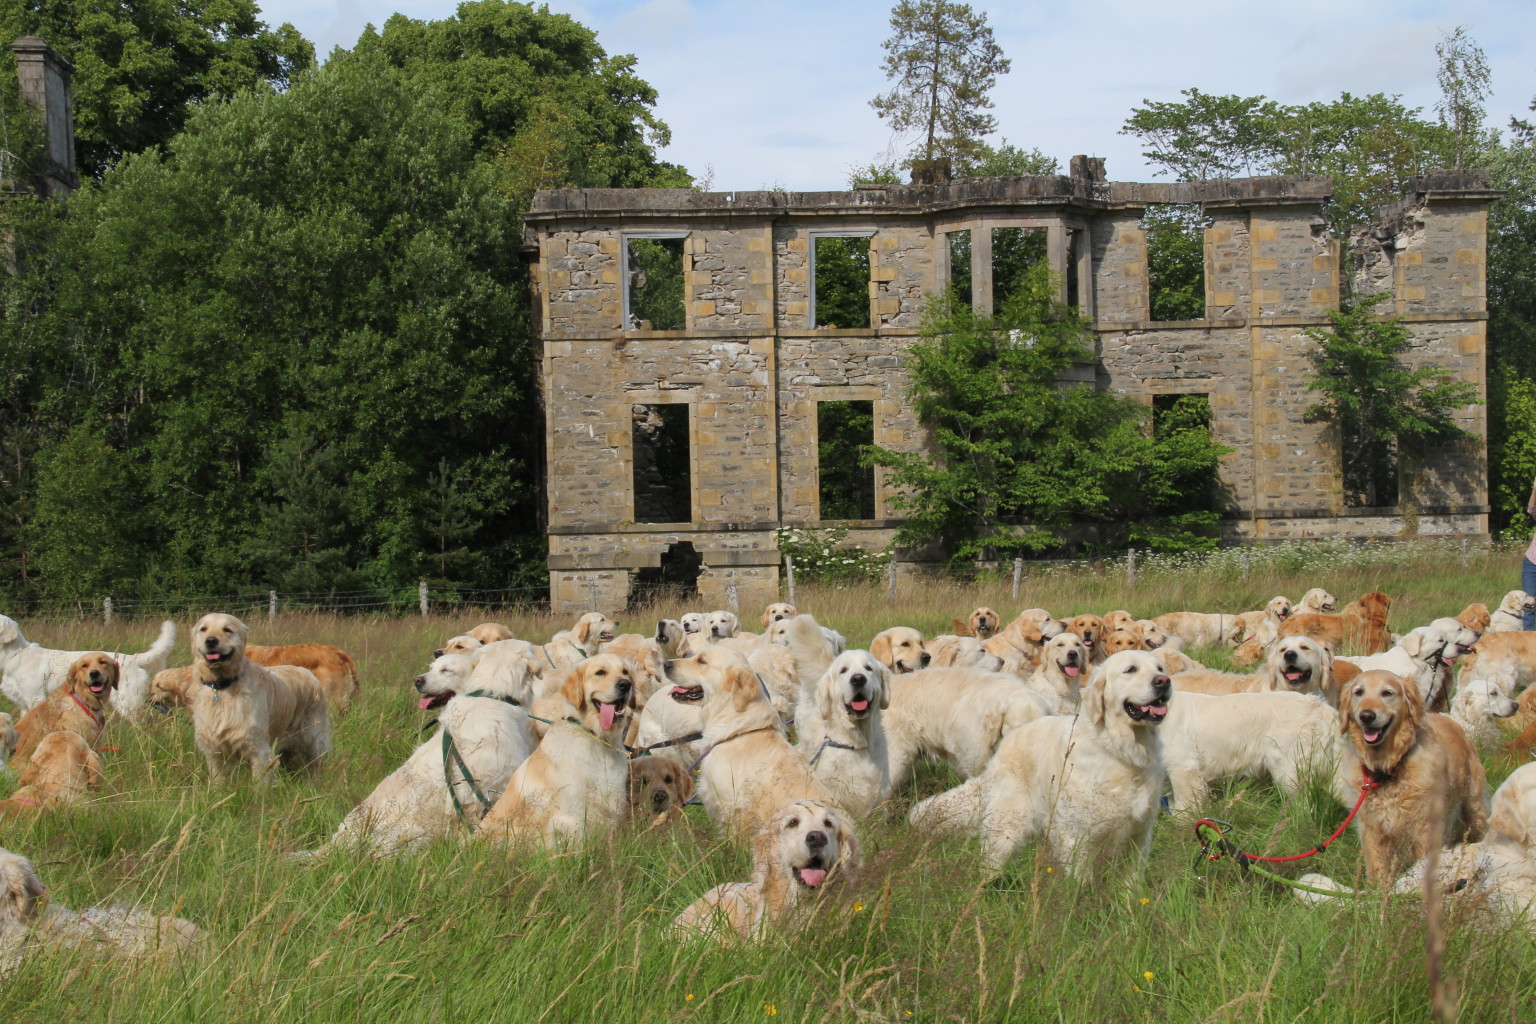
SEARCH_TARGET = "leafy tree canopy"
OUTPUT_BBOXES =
[0,0,312,178]
[960,139,1057,176]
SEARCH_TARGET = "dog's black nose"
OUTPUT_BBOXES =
[1358,709,1377,725]
[652,790,669,809]
[433,648,445,658]
[920,652,931,667]
[1066,650,1079,664]
[413,675,427,690]
[1283,649,1298,663]
[805,830,827,850]
[850,673,866,688]
[616,679,632,695]
[88,670,101,682]
[1152,675,1171,696]
[203,636,219,649]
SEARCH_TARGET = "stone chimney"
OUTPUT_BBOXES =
[10,36,76,193]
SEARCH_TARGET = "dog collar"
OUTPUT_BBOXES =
[69,691,102,726]
[465,689,521,707]
[1363,765,1394,786]
[201,675,237,692]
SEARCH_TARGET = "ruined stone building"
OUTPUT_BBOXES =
[4,37,76,196]
[525,160,1494,613]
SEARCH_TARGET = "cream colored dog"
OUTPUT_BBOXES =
[982,609,1064,674]
[0,847,204,977]
[1152,610,1242,650]
[909,650,1171,875]
[869,626,929,674]
[924,634,1004,671]
[1232,595,1293,647]
[1023,631,1088,713]
[662,646,835,836]
[1449,678,1520,748]
[1487,590,1534,632]
[796,650,891,817]
[537,611,618,670]
[761,602,798,627]
[882,666,1055,790]
[0,613,176,721]
[187,612,330,784]
[319,645,539,856]
[1295,588,1338,615]
[674,799,859,944]
[1173,636,1333,697]
[478,654,634,849]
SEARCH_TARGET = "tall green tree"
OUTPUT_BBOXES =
[868,263,1227,560]
[1304,294,1481,507]
[0,0,312,178]
[1436,26,1493,171]
[869,0,1010,172]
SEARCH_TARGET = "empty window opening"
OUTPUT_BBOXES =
[1065,229,1080,310]
[1343,427,1400,508]
[626,236,685,330]
[1143,205,1209,322]
[632,404,691,524]
[991,227,1047,311]
[629,541,702,609]
[947,229,973,307]
[812,235,871,329]
[818,400,875,520]
[1153,394,1222,512]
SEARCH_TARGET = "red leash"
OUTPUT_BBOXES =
[1195,766,1381,867]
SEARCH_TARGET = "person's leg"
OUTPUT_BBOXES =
[1523,557,1536,630]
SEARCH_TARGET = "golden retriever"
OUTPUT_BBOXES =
[1450,678,1519,748]
[655,619,687,658]
[673,799,859,944]
[982,608,1064,674]
[318,649,538,855]
[0,847,203,976]
[1023,630,1087,713]
[1232,595,1293,647]
[1339,669,1487,886]
[468,622,515,645]
[1173,636,1333,697]
[661,646,835,836]
[796,650,890,817]
[1101,629,1143,658]
[1456,603,1492,634]
[435,635,482,658]
[0,614,175,721]
[952,607,1001,640]
[628,758,694,823]
[1295,588,1338,615]
[1102,610,1136,635]
[479,654,635,849]
[909,650,1171,875]
[0,732,103,815]
[1339,626,1456,706]
[538,612,618,670]
[1277,591,1392,654]
[869,626,929,674]
[187,613,331,784]
[1066,613,1108,664]
[147,642,360,717]
[924,634,1004,671]
[1487,590,1534,632]
[883,666,1055,790]
[600,632,668,709]
[1152,610,1242,650]
[9,653,116,767]
[1457,630,1536,696]
[761,602,798,628]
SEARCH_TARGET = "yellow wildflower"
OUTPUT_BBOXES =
[853,901,865,913]
[765,1005,778,1016]
[1139,898,1150,906]
[685,994,694,1003]
[1143,971,1155,982]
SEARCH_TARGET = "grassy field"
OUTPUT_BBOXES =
[4,541,1536,1022]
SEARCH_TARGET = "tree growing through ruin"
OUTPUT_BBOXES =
[869,0,1010,173]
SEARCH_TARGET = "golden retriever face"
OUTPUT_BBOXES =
[434,635,482,658]
[469,622,515,645]
[1068,614,1106,657]
[1102,630,1142,657]
[655,619,686,654]
[869,627,928,674]
[1270,636,1330,693]
[559,654,635,737]
[628,758,694,821]
[413,652,475,711]
[1135,620,1169,649]
[1266,596,1293,621]
[1499,590,1535,618]
[680,613,704,636]
[704,610,740,640]
[571,612,619,647]
[1455,678,1518,723]
[1102,610,1135,635]
[819,650,890,724]
[968,607,1000,640]
[1428,619,1480,663]
[0,847,47,930]
[148,667,191,710]
[1339,669,1423,772]
[67,653,119,708]
[1002,608,1061,644]
[192,613,247,675]
[1299,588,1338,613]
[1041,631,1087,682]
[754,799,860,892]
[665,645,759,715]
[761,603,797,628]
[1082,650,1171,731]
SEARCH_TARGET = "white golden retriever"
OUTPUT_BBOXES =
[883,667,1055,789]
[0,613,176,720]
[1339,625,1458,705]
[674,799,860,944]
[1488,590,1534,632]
[796,650,891,817]
[1023,631,1088,713]
[187,613,330,784]
[319,645,539,856]
[1172,636,1332,697]
[1450,678,1520,748]
[908,650,1171,875]
[0,847,203,977]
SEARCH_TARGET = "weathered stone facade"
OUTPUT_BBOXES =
[526,164,1495,613]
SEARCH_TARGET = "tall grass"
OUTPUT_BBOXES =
[3,542,1535,1021]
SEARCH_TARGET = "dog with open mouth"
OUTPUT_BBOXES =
[1295,588,1338,615]
[1339,668,1488,887]
[535,612,618,673]
[1340,624,1468,709]
[662,645,837,837]
[909,649,1172,876]
[1172,636,1333,698]
[1487,590,1535,633]
[318,646,538,856]
[869,626,929,674]
[479,653,635,850]
[9,653,117,769]
[1067,614,1108,665]
[1023,631,1088,713]
[674,798,860,944]
[795,650,891,817]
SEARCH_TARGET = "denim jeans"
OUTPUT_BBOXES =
[1524,556,1536,630]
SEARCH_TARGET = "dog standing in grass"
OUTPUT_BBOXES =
[187,612,330,784]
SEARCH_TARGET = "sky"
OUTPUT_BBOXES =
[257,0,1536,191]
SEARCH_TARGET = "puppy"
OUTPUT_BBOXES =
[1487,590,1534,632]
[869,627,929,674]
[9,653,117,767]
[983,609,1064,674]
[0,732,103,815]
[761,602,797,628]
[479,654,635,849]
[1339,669,1488,887]
[662,646,835,837]
[0,847,203,977]
[628,758,694,823]
[1450,678,1519,748]
[468,622,515,645]
[796,650,890,817]
[187,613,331,784]
[1023,630,1087,713]
[909,650,1171,875]
[674,799,859,944]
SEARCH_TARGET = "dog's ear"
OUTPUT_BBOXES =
[816,667,839,725]
[65,657,89,693]
[761,609,772,628]
[0,616,18,646]
[0,852,48,925]
[1400,632,1426,659]
[873,659,892,710]
[728,666,759,714]
[559,666,586,711]
[831,809,862,884]
[1081,666,1108,725]
[1336,678,1356,735]
[673,767,695,803]
[869,632,892,671]
[1398,670,1426,727]
[104,657,121,690]
[1018,616,1044,644]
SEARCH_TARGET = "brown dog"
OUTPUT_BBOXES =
[1339,669,1487,886]
[628,758,695,823]
[0,732,103,815]
[1066,614,1108,665]
[952,607,1001,640]
[1277,592,1392,655]
[1456,603,1492,633]
[9,654,117,767]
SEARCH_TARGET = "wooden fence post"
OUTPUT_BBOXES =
[103,597,112,624]
[419,581,429,618]
[785,556,796,604]
[1012,558,1023,602]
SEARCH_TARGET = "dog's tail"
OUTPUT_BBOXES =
[782,614,834,693]
[908,778,986,833]
[127,620,178,673]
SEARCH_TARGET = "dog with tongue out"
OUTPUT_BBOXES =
[796,650,892,818]
[479,654,635,851]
